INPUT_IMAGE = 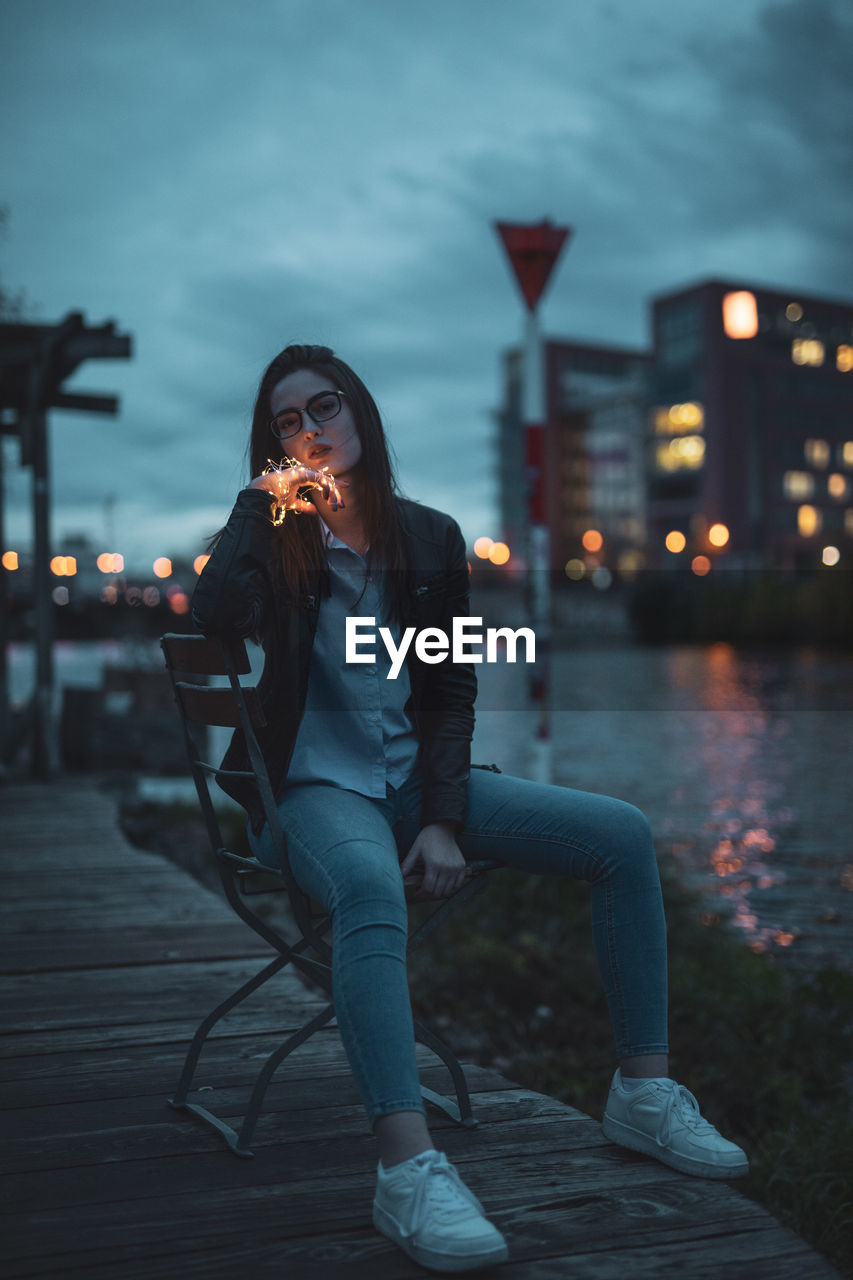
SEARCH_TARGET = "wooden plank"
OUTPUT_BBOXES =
[2,958,323,1031]
[5,1147,839,1279]
[0,1029,352,1090]
[2,924,272,973]
[0,1120,690,1215]
[0,896,269,932]
[4,1079,535,1143]
[174,681,266,729]
[4,1090,586,1172]
[0,865,223,899]
[0,865,236,908]
[7,1192,836,1280]
[161,633,250,676]
[6,1226,836,1280]
[0,1038,512,1107]
[0,1010,339,1058]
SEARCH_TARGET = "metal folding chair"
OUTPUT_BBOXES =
[160,632,498,1157]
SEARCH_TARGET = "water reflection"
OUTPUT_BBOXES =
[477,642,853,971]
[665,644,794,954]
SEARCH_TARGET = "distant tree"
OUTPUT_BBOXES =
[0,205,32,320]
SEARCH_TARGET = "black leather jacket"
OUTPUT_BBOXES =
[191,487,477,836]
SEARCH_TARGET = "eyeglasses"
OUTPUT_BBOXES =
[268,389,347,441]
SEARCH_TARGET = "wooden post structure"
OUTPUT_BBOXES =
[0,431,8,768]
[29,395,55,777]
[0,312,131,777]
[494,220,571,784]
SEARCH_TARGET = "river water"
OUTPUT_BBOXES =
[8,630,853,973]
[475,641,853,973]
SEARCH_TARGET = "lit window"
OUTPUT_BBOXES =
[828,474,849,500]
[653,403,704,435]
[804,439,830,468]
[792,338,825,367]
[844,442,853,468]
[837,345,853,373]
[671,402,703,430]
[797,505,822,537]
[723,292,758,339]
[783,471,814,499]
[655,436,705,471]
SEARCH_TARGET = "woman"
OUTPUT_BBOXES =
[192,343,748,1274]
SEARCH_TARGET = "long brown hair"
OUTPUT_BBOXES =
[248,343,409,621]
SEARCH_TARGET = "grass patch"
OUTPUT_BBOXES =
[119,796,255,897]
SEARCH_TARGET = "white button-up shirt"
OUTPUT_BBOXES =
[285,520,419,796]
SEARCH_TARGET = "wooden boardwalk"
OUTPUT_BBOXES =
[0,779,843,1279]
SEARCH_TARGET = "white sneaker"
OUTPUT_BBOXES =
[373,1148,508,1272]
[602,1070,749,1179]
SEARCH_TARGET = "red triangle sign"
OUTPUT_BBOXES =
[495,219,571,311]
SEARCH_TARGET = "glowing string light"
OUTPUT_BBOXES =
[262,456,343,526]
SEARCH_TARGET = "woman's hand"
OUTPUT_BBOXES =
[250,463,348,515]
[400,822,468,899]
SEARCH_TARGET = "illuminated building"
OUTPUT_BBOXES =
[648,279,853,570]
[497,340,650,571]
[497,279,853,575]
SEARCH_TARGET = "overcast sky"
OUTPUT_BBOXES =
[2,0,852,571]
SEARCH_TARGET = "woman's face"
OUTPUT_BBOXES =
[269,369,362,477]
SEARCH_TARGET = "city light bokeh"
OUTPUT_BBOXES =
[722,290,758,339]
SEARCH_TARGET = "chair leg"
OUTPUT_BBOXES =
[169,953,291,1105]
[412,1018,477,1128]
[170,996,337,1157]
[234,1000,337,1154]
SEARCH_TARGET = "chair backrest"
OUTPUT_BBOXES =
[160,632,330,957]
[161,633,498,964]
[163,635,264,730]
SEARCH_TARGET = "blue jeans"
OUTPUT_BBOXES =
[249,768,669,1128]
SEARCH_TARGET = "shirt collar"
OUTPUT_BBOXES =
[317,515,369,558]
[317,516,336,549]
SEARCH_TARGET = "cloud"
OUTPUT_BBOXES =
[2,0,852,567]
